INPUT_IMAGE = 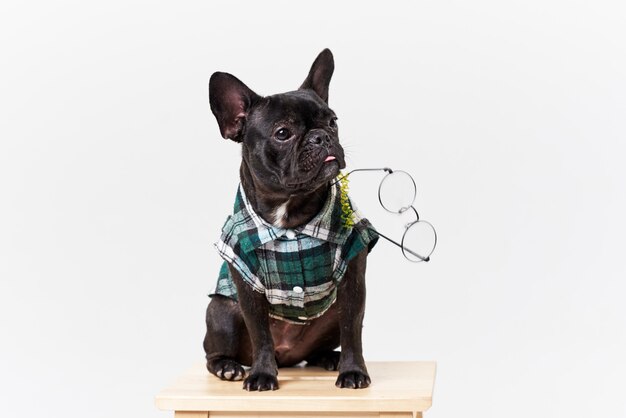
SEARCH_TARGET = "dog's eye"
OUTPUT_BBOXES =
[329,117,338,129]
[274,128,292,141]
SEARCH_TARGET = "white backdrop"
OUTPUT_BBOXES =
[1,1,625,417]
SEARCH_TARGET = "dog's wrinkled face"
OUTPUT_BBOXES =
[209,49,345,195]
[244,90,345,192]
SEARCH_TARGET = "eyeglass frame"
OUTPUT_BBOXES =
[337,167,437,263]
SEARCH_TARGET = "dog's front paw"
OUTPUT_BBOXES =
[208,358,246,381]
[243,372,279,391]
[335,371,371,389]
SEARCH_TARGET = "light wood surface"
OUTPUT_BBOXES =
[156,361,436,416]
[199,413,419,418]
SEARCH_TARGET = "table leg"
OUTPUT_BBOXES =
[174,412,209,418]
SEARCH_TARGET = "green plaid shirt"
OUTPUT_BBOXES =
[211,181,378,324]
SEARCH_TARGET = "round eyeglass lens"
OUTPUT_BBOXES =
[378,170,417,213]
[401,220,437,262]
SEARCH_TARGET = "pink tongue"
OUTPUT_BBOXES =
[324,155,336,162]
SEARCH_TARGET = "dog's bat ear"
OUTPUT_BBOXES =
[209,72,261,142]
[300,48,334,104]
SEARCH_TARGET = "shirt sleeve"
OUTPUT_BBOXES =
[214,215,266,294]
[344,218,379,260]
[332,218,379,283]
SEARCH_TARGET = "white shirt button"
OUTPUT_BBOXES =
[285,230,296,239]
[292,286,303,294]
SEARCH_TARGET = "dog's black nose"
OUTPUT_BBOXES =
[308,135,323,145]
[306,130,330,146]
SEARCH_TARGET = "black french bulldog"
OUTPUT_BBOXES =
[203,49,376,391]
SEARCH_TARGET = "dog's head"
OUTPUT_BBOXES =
[209,49,345,196]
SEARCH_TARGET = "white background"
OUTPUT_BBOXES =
[1,1,625,417]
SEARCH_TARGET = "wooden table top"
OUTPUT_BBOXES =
[155,361,436,413]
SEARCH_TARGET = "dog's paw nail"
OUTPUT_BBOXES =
[210,359,245,381]
[243,373,279,391]
[336,371,370,389]
[226,365,245,381]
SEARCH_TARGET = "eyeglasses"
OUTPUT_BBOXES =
[337,168,437,263]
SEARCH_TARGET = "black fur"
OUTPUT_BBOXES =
[204,49,371,391]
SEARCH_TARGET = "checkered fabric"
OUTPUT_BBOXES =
[211,181,378,324]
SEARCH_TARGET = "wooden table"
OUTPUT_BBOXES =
[155,361,436,418]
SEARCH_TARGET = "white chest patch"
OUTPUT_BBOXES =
[272,201,289,228]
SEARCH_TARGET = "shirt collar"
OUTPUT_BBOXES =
[236,180,352,248]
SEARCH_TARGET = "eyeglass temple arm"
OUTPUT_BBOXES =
[344,167,393,176]
[374,230,430,262]
[331,167,393,185]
